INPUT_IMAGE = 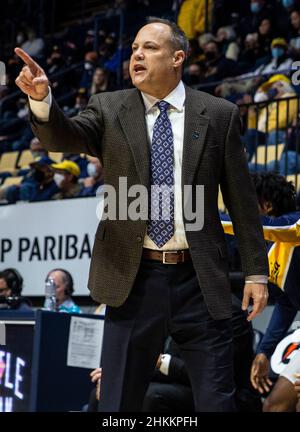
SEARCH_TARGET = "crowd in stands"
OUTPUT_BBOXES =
[0,0,300,203]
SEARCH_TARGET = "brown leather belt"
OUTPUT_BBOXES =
[142,248,191,264]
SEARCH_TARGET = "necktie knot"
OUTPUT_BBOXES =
[157,100,170,113]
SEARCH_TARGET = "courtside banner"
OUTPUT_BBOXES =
[0,197,101,296]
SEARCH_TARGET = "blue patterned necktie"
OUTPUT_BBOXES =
[147,100,174,248]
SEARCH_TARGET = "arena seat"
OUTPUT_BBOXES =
[2,176,23,187]
[18,149,35,169]
[0,151,19,175]
[250,143,285,165]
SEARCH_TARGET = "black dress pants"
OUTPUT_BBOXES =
[98,258,236,412]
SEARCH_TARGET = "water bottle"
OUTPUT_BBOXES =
[43,277,57,311]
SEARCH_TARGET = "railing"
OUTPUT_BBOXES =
[239,95,300,189]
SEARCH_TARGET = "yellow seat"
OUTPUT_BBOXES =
[18,149,35,169]
[48,152,63,163]
[2,176,23,187]
[250,143,285,165]
[0,151,19,174]
[287,174,300,192]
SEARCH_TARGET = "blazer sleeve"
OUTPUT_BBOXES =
[220,105,269,277]
[30,95,104,157]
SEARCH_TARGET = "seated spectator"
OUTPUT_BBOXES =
[256,18,273,63]
[46,269,81,314]
[79,157,104,197]
[289,9,300,59]
[247,75,297,171]
[46,46,66,75]
[216,26,240,61]
[4,155,58,203]
[199,40,241,92]
[245,174,300,408]
[21,28,45,59]
[80,52,98,90]
[239,0,276,40]
[29,136,48,160]
[63,89,88,117]
[183,61,205,86]
[29,156,59,202]
[89,67,114,95]
[0,268,32,311]
[51,160,82,199]
[262,333,300,412]
[216,38,293,99]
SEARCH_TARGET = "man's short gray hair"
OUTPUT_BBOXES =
[146,16,189,58]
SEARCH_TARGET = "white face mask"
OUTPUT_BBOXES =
[53,173,65,187]
[254,92,268,103]
[87,162,97,177]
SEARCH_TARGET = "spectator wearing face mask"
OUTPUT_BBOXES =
[200,40,241,92]
[215,26,240,61]
[51,160,82,200]
[215,38,292,99]
[29,156,59,201]
[247,75,298,172]
[239,0,276,41]
[246,37,292,76]
[79,157,104,197]
[2,155,57,203]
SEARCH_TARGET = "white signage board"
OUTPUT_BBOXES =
[0,197,101,296]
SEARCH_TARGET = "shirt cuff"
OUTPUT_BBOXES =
[28,86,52,122]
[159,354,171,376]
[245,275,268,284]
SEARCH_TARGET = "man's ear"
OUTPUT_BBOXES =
[173,50,185,69]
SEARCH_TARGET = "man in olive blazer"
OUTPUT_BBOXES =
[15,18,268,411]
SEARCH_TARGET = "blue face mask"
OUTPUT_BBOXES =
[251,2,261,13]
[282,0,294,8]
[272,47,285,58]
[267,87,278,99]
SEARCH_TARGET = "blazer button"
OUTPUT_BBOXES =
[137,236,143,243]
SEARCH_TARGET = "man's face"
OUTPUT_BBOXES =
[129,23,181,96]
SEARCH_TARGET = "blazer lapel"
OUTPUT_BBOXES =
[182,86,210,186]
[118,89,150,189]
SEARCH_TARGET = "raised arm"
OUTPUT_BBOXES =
[15,47,49,101]
[14,48,103,156]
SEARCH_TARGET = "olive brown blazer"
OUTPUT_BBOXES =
[31,85,268,319]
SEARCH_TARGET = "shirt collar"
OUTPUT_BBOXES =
[141,80,185,113]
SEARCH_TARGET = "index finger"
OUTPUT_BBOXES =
[14,47,39,70]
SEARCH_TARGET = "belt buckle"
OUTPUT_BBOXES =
[162,251,183,264]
